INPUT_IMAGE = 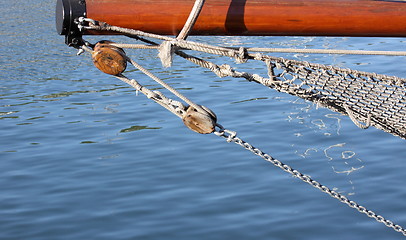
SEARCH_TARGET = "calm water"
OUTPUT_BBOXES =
[1,1,406,239]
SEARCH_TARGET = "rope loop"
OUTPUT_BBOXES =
[343,104,372,129]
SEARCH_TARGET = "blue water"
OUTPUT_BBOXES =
[1,1,406,239]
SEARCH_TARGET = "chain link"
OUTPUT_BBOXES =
[214,125,406,237]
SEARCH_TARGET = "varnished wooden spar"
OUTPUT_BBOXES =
[82,0,406,37]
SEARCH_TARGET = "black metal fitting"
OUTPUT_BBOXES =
[55,0,87,48]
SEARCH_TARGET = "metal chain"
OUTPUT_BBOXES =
[214,124,406,237]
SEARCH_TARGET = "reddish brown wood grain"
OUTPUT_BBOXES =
[85,0,406,37]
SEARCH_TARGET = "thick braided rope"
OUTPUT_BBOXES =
[176,0,206,40]
[115,74,187,118]
[126,57,208,115]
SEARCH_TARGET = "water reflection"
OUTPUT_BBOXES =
[284,97,366,195]
[231,97,268,104]
[324,143,364,175]
[120,125,161,133]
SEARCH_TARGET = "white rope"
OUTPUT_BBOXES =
[115,75,186,118]
[176,0,206,40]
[344,104,372,129]
[245,47,406,56]
[111,44,406,57]
[126,57,208,115]
[111,43,158,50]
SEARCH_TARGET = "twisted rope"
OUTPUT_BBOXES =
[176,0,206,40]
[126,57,208,115]
[115,74,187,118]
[245,47,406,56]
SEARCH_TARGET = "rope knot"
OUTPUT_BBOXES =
[235,47,248,63]
[158,41,176,67]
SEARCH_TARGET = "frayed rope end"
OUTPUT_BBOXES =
[158,41,175,68]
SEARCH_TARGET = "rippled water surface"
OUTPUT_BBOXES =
[1,1,406,239]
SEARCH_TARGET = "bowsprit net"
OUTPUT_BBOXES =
[257,55,406,139]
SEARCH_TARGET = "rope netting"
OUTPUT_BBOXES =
[79,17,406,139]
[260,56,406,139]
